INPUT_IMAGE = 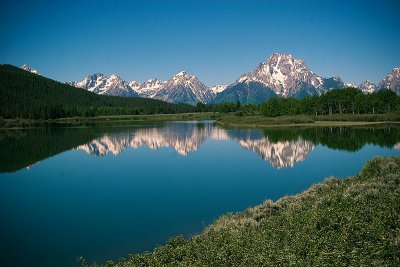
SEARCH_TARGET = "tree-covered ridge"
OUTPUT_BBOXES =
[84,156,400,266]
[0,64,194,119]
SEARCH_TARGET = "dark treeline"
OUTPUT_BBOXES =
[200,88,400,116]
[0,65,195,119]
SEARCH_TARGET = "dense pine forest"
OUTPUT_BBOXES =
[0,65,194,119]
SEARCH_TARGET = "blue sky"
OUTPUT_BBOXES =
[1,0,399,86]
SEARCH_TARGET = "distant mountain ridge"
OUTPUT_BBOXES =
[69,73,139,97]
[22,54,400,105]
[356,68,400,95]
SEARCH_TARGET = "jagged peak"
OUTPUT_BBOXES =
[175,70,187,76]
[109,73,120,79]
[268,53,293,60]
[21,64,40,75]
[392,67,400,73]
[170,70,198,82]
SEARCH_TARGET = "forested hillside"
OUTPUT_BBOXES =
[0,65,194,119]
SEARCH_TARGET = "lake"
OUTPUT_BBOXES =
[1,121,399,267]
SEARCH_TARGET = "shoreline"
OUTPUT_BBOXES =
[1,113,399,129]
[0,112,221,129]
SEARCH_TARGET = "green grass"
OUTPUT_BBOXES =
[83,156,400,267]
[217,113,400,127]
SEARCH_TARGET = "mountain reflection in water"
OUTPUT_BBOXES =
[76,122,315,169]
[1,121,400,173]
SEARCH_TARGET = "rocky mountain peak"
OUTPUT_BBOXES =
[236,53,327,97]
[21,64,40,75]
[378,66,400,94]
[358,80,377,94]
[153,71,214,105]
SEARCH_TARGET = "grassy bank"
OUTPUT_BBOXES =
[83,156,400,266]
[0,112,221,129]
[217,113,400,127]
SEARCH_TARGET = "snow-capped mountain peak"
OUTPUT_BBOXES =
[134,78,165,98]
[210,85,227,94]
[170,71,197,85]
[21,64,40,75]
[128,81,140,90]
[175,70,187,77]
[235,53,343,97]
[358,80,377,94]
[378,67,400,94]
[71,73,138,97]
[152,71,214,104]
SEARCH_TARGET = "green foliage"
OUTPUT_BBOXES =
[258,88,400,117]
[0,65,195,119]
[86,157,400,266]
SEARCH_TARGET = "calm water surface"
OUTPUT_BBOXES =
[0,121,399,267]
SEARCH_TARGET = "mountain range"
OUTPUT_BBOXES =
[23,53,400,105]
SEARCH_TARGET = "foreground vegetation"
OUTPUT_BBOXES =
[83,156,400,266]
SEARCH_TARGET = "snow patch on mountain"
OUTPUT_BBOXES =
[70,73,138,97]
[210,85,228,94]
[21,64,40,75]
[378,67,400,94]
[358,80,377,94]
[134,78,165,98]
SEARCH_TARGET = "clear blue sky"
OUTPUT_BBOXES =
[1,0,399,86]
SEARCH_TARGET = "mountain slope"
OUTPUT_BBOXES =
[0,64,193,119]
[213,81,277,104]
